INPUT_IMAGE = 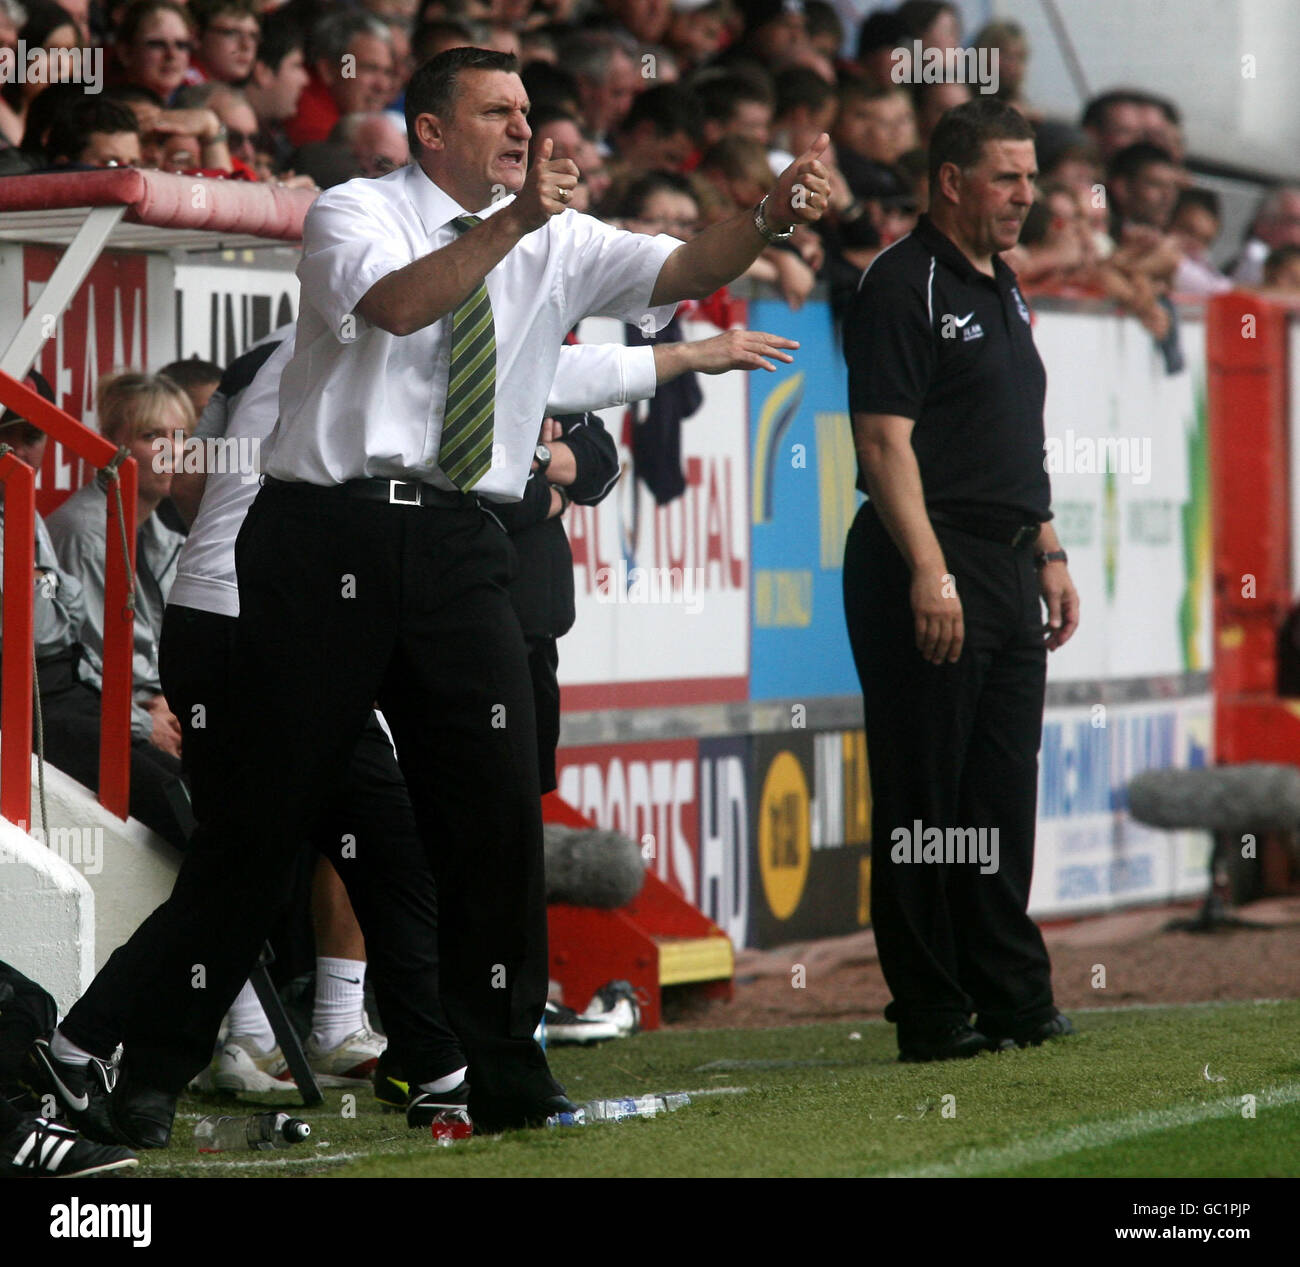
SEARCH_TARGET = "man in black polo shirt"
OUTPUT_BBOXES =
[842,99,1080,1062]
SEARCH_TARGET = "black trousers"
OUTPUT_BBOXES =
[61,484,554,1108]
[526,635,560,796]
[842,502,1056,1039]
[34,651,190,852]
[159,604,461,1082]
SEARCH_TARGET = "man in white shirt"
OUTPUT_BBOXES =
[54,45,830,1145]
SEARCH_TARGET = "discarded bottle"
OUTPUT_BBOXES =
[545,1107,587,1128]
[430,1108,473,1146]
[195,1112,312,1153]
[579,1093,692,1123]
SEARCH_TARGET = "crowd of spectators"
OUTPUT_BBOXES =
[0,0,1295,318]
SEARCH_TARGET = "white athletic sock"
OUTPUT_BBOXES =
[418,1066,468,1095]
[225,979,276,1052]
[311,957,366,1049]
[50,1029,94,1067]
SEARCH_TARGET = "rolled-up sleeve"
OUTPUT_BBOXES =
[559,214,681,335]
[297,187,412,341]
[548,343,656,413]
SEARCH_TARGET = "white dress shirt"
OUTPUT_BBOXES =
[264,162,680,500]
[172,335,657,619]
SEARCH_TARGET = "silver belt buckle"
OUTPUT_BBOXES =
[389,479,421,506]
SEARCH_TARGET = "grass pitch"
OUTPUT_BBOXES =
[136,1000,1300,1178]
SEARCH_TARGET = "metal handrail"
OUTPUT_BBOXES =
[0,370,136,821]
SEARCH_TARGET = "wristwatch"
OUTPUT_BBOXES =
[1035,549,1069,568]
[753,194,795,244]
[534,443,551,476]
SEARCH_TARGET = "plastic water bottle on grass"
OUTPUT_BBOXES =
[195,1112,311,1152]
[430,1108,473,1146]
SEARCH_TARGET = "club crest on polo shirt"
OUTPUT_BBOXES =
[1012,287,1031,324]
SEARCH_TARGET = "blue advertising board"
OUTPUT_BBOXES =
[748,298,863,701]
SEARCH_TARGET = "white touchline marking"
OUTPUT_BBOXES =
[190,1150,366,1170]
[675,1086,749,1098]
[883,1082,1300,1179]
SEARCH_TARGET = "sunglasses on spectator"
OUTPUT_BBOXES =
[142,38,194,54]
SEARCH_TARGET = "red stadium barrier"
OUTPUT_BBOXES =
[1205,290,1300,764]
[0,447,34,828]
[0,369,136,821]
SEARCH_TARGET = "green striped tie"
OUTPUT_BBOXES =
[438,214,496,490]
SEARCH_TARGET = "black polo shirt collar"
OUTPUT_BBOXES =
[912,214,1016,292]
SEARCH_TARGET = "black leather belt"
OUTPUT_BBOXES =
[263,475,480,510]
[928,508,1041,548]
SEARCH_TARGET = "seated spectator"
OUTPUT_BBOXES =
[103,85,235,173]
[834,79,917,169]
[972,18,1036,119]
[896,0,963,52]
[172,82,259,173]
[771,67,837,173]
[665,0,730,72]
[528,106,594,210]
[611,83,696,176]
[601,0,672,47]
[332,110,409,177]
[854,8,912,90]
[696,138,817,308]
[803,1,844,64]
[1230,186,1300,287]
[1262,245,1300,293]
[413,18,476,67]
[243,9,310,177]
[187,0,261,87]
[286,10,393,147]
[112,0,195,106]
[0,373,190,849]
[159,358,223,418]
[1106,141,1182,233]
[47,371,191,769]
[0,0,82,146]
[559,30,638,152]
[913,79,970,145]
[1168,188,1231,296]
[44,98,142,168]
[734,0,832,80]
[694,71,775,148]
[518,26,558,66]
[1081,88,1160,163]
[1007,184,1098,289]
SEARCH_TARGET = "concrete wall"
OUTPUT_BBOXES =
[0,751,180,1013]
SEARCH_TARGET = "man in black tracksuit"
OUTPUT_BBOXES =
[841,99,1080,1062]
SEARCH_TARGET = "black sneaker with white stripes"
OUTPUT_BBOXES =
[23,1038,117,1144]
[1,1115,137,1177]
[406,1077,470,1129]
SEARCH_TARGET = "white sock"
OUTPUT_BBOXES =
[50,1029,94,1066]
[312,957,366,1049]
[225,980,276,1052]
[419,1066,468,1095]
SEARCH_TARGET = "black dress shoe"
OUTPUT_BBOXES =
[1013,1013,1075,1048]
[897,1022,996,1063]
[107,1067,177,1149]
[470,1093,579,1135]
